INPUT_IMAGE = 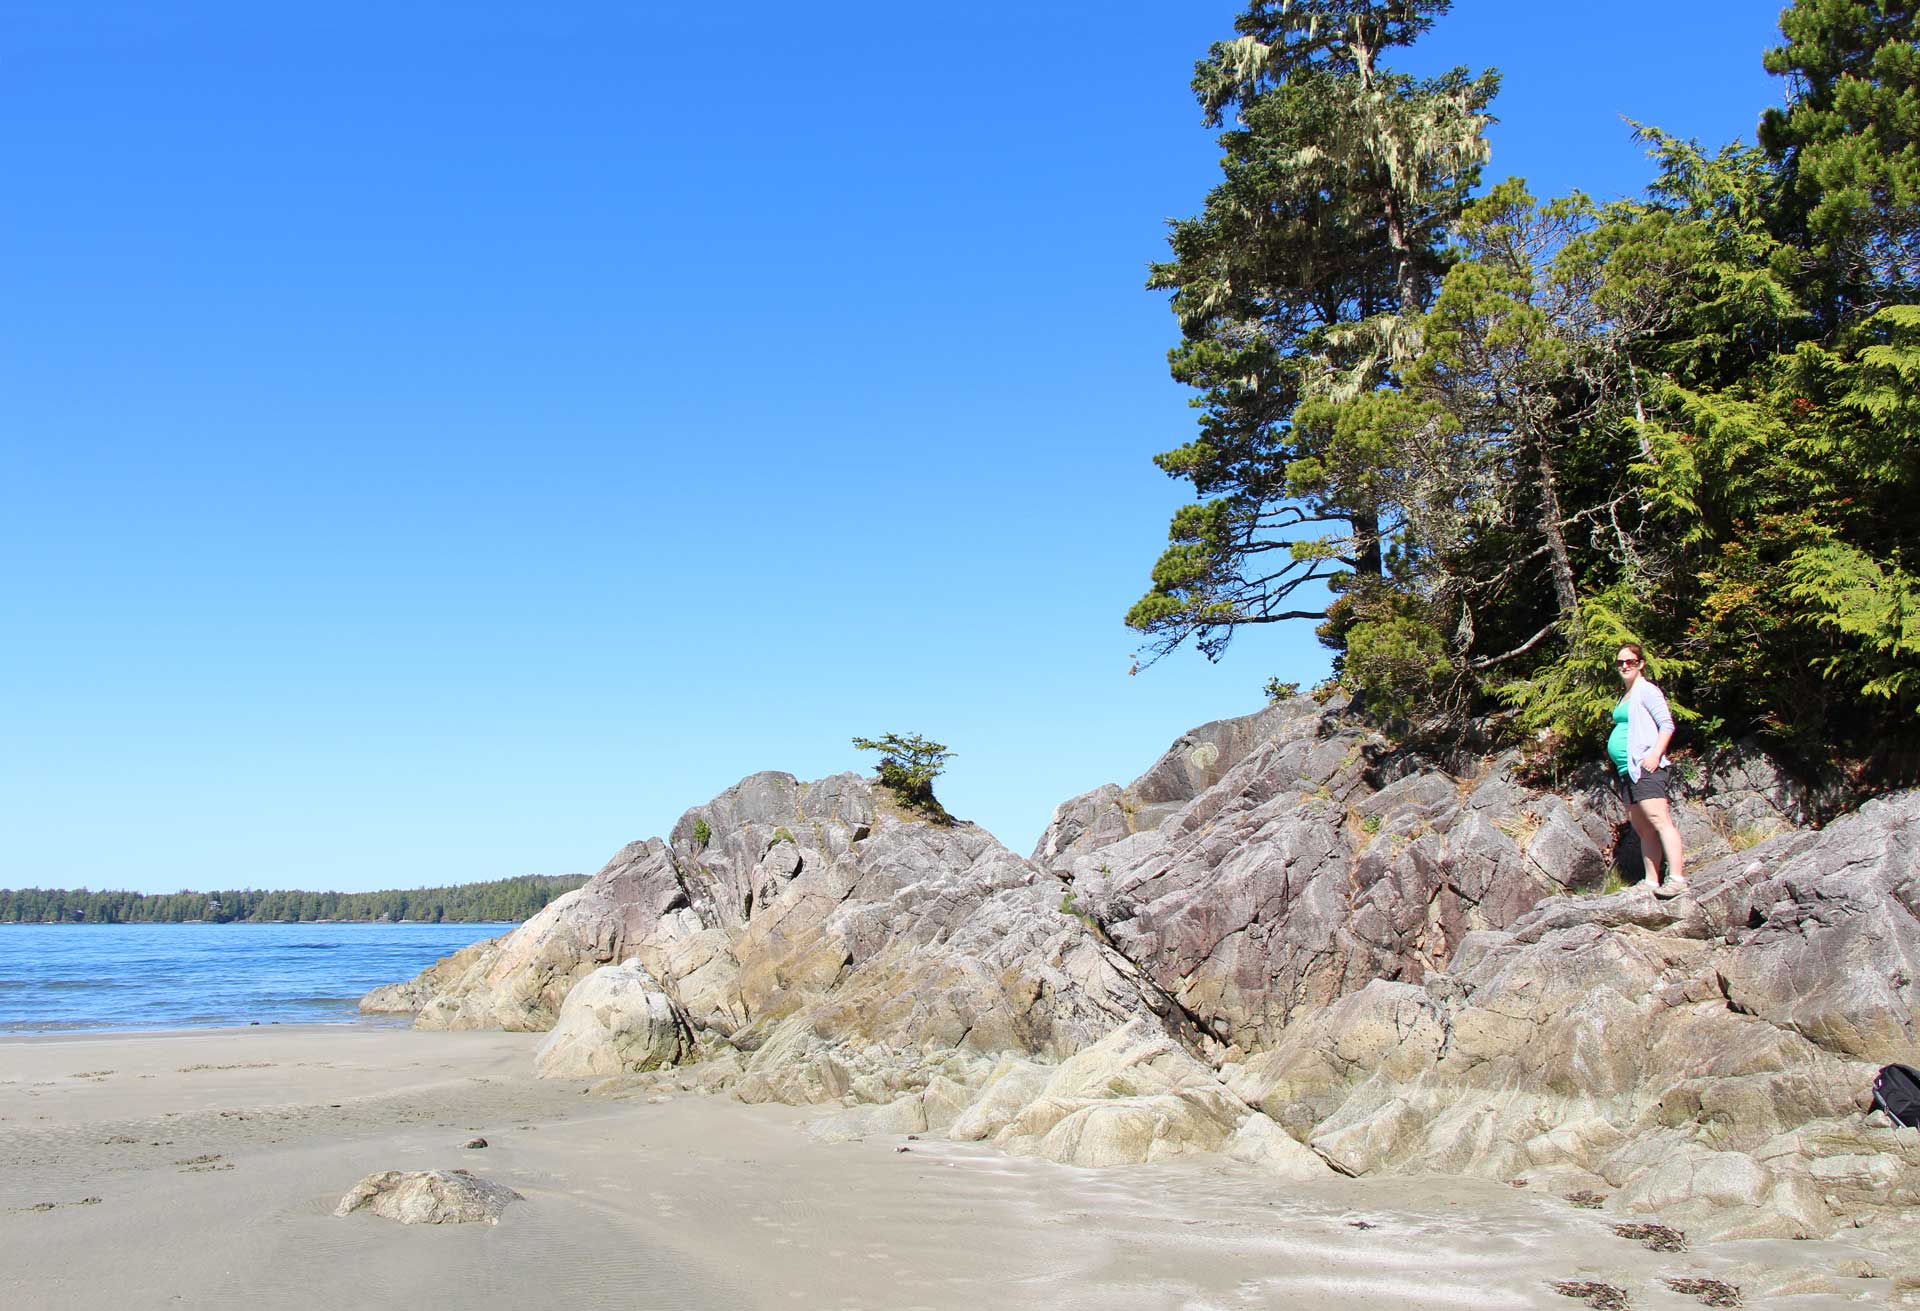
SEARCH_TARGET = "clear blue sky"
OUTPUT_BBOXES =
[3,2,1785,893]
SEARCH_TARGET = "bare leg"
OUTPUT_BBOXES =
[1638,797,1685,882]
[1626,803,1662,885]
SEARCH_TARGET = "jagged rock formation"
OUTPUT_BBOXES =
[382,769,1190,1104]
[366,698,1919,1264]
[1033,699,1818,1054]
[1215,789,1920,1240]
[357,935,502,1015]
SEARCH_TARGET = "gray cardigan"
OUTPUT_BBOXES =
[1621,677,1675,782]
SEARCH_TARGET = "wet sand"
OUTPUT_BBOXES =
[0,1026,1887,1309]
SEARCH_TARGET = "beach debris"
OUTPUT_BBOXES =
[333,1169,524,1225]
[1549,1280,1630,1309]
[69,1070,113,1080]
[464,1137,488,1149]
[176,1062,273,1073]
[13,1197,101,1213]
[174,1153,232,1173]
[1610,1222,1687,1252]
[1661,1277,1741,1307]
[1563,1190,1608,1209]
[894,1146,911,1153]
[1347,1219,1378,1230]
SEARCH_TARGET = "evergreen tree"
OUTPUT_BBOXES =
[1760,0,1919,320]
[1128,0,1497,666]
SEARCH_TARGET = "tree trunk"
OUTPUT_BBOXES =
[1353,508,1384,578]
[1533,439,1579,633]
[1383,189,1421,318]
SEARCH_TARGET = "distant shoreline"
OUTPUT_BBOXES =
[0,919,520,927]
[0,873,584,926]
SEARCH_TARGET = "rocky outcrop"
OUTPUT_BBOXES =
[333,1170,523,1224]
[1035,700,1820,1053]
[365,697,1915,1254]
[1036,699,1600,1051]
[1217,791,1920,1238]
[357,935,504,1015]
[385,770,1192,1092]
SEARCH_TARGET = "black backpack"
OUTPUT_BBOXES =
[1873,1064,1920,1127]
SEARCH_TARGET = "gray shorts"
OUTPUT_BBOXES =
[1622,765,1671,804]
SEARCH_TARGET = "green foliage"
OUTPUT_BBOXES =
[0,875,586,925]
[1333,581,1452,722]
[1131,0,1920,785]
[1127,0,1498,667]
[1786,542,1920,704]
[692,818,712,847]
[1496,589,1695,748]
[851,732,955,816]
[1263,677,1301,703]
[768,826,796,848]
[1759,0,1920,315]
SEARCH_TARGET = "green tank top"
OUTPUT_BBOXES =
[1607,700,1632,775]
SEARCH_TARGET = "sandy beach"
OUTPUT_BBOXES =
[0,1026,1888,1310]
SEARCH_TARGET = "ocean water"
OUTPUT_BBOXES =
[0,921,513,1033]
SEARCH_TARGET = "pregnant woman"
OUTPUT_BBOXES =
[1608,643,1687,897]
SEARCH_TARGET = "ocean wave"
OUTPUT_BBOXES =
[39,979,128,990]
[0,1017,151,1032]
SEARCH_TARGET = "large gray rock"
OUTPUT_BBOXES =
[380,770,1193,1099]
[1704,792,1920,1062]
[358,935,503,1015]
[1217,790,1920,1236]
[533,960,693,1078]
[333,1170,523,1225]
[1039,704,1612,1051]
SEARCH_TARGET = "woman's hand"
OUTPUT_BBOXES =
[1642,752,1663,772]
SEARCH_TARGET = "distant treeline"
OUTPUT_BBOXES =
[0,875,587,925]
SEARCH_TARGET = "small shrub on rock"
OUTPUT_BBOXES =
[852,732,955,819]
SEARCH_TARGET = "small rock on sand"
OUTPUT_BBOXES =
[333,1169,523,1225]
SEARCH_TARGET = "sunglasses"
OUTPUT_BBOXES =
[1615,659,1641,669]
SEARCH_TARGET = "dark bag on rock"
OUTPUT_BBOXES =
[1872,1064,1920,1127]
